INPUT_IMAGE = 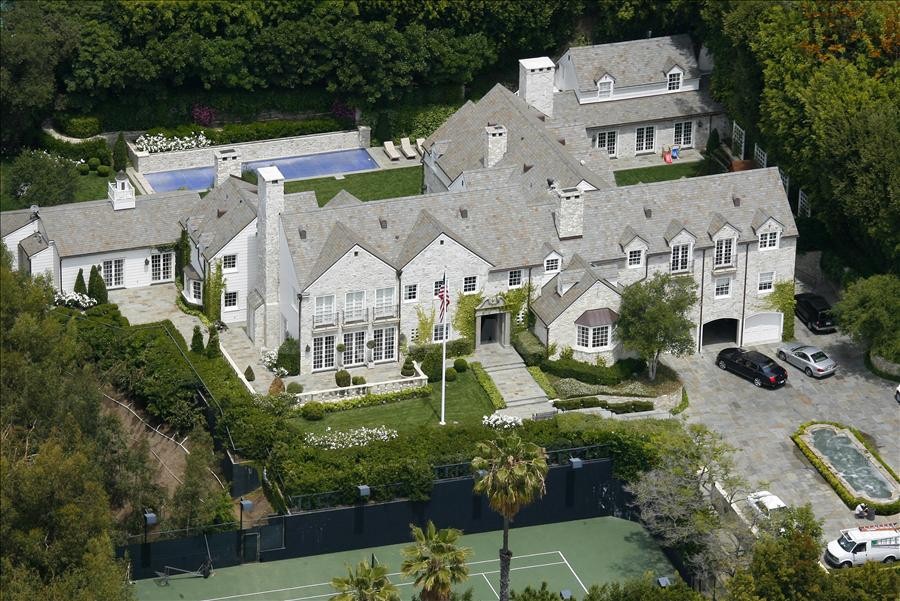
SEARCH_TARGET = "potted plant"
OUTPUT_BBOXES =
[336,342,346,367]
[366,339,376,366]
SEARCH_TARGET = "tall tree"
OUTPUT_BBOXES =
[330,560,400,601]
[401,521,472,601]
[472,434,548,601]
[834,274,900,361]
[73,268,88,296]
[87,264,108,305]
[615,273,697,380]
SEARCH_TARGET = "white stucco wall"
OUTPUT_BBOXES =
[60,247,164,292]
[278,224,300,342]
[2,221,40,270]
[215,220,257,325]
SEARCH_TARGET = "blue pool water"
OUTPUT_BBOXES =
[144,148,379,193]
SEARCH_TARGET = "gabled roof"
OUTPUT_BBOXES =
[707,212,740,238]
[550,87,723,130]
[751,208,784,233]
[664,219,695,243]
[564,34,700,90]
[531,255,618,325]
[19,232,49,258]
[303,221,395,289]
[0,211,37,238]
[327,190,363,208]
[182,177,258,261]
[618,225,643,248]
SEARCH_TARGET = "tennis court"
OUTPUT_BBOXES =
[133,517,673,601]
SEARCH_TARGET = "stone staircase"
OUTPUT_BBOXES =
[472,344,556,419]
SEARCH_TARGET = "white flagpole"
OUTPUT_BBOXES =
[440,270,447,426]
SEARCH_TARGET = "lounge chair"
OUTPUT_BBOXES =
[383,141,401,161]
[415,138,426,155]
[399,137,417,159]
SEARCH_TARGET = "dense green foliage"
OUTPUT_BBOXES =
[276,336,301,376]
[300,401,326,421]
[763,280,796,341]
[112,132,127,171]
[205,328,221,359]
[39,133,111,165]
[73,268,87,295]
[4,150,77,207]
[335,369,352,387]
[191,325,204,353]
[470,362,505,410]
[540,357,646,386]
[834,274,900,362]
[87,264,107,304]
[145,117,351,148]
[58,115,102,138]
[512,330,547,367]
[553,397,655,414]
[408,339,473,362]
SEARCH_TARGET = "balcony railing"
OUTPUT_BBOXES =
[711,261,737,274]
[373,303,398,320]
[670,261,694,275]
[342,306,368,324]
[313,311,337,329]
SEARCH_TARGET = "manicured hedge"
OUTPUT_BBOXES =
[671,388,690,415]
[513,330,547,367]
[55,114,102,138]
[526,366,557,399]
[144,117,352,148]
[470,362,505,410]
[40,133,111,165]
[553,397,655,414]
[276,337,301,376]
[301,385,433,415]
[792,422,900,515]
[540,357,646,386]
[408,338,473,362]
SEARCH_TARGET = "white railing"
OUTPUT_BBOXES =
[108,182,130,201]
[295,371,428,404]
[670,261,694,275]
[313,311,337,328]
[342,306,367,324]
[373,303,398,320]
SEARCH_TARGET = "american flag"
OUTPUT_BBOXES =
[437,273,450,322]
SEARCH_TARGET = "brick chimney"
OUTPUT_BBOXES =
[555,187,583,239]
[254,166,284,350]
[214,148,242,187]
[483,124,507,168]
[518,57,555,117]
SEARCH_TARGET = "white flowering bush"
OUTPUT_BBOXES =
[135,131,211,153]
[54,290,97,310]
[260,350,287,377]
[482,414,522,429]
[303,426,398,450]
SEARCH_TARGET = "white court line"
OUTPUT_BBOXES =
[558,551,588,593]
[285,582,414,601]
[481,573,500,599]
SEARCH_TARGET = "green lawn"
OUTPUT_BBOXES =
[613,159,719,186]
[292,370,494,435]
[1,160,118,211]
[284,165,422,206]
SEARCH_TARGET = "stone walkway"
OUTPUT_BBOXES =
[109,284,200,343]
[218,326,273,395]
[472,344,554,419]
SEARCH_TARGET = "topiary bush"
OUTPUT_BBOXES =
[269,377,285,395]
[401,357,416,377]
[96,165,110,177]
[453,357,468,372]
[73,268,87,295]
[88,157,101,171]
[301,401,325,421]
[77,163,90,175]
[190,325,204,353]
[335,370,351,387]
[286,382,303,394]
[445,367,458,382]
[205,328,221,358]
[58,115,102,138]
[87,265,108,305]
[113,132,128,171]
[351,376,366,386]
[276,336,301,376]
[420,348,443,383]
[706,127,720,154]
[244,365,256,382]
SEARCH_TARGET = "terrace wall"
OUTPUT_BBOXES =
[128,127,370,173]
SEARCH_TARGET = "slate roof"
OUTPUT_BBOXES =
[563,34,700,90]
[0,211,37,238]
[3,190,201,258]
[19,231,49,258]
[550,87,722,130]
[425,84,612,190]
[532,255,613,325]
[182,177,258,261]
[575,308,619,327]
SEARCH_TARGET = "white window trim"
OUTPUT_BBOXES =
[758,271,775,295]
[714,277,731,299]
[191,280,202,302]
[372,326,396,363]
[626,249,644,269]
[592,129,617,157]
[544,257,560,273]
[758,231,780,250]
[670,243,691,273]
[433,323,450,342]
[102,258,125,289]
[223,290,239,310]
[314,294,336,326]
[433,280,444,299]
[576,324,612,350]
[222,254,238,272]
[635,125,655,154]
[673,121,693,148]
[667,71,682,91]
[508,269,523,289]
[462,275,478,294]
[312,334,336,372]
[403,283,418,303]
[714,237,736,267]
[596,76,613,98]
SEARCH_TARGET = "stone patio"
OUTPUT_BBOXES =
[109,284,200,343]
[608,148,704,171]
[285,361,410,395]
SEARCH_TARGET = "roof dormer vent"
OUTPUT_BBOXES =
[459,208,468,219]
[644,207,652,219]
[732,195,741,207]
[217,208,227,218]
[299,228,307,240]
[379,217,387,229]
[523,164,533,173]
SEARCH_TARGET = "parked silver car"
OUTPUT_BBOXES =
[776,343,837,378]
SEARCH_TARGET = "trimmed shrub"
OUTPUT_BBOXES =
[276,336,301,376]
[706,127,720,154]
[77,163,90,175]
[87,265,108,305]
[512,330,547,366]
[40,133,111,166]
[553,397,654,414]
[88,157,101,170]
[59,115,101,138]
[401,357,416,377]
[301,401,326,421]
[113,132,127,171]
[205,328,221,358]
[453,357,468,372]
[471,362,505,410]
[559,346,574,360]
[96,165,110,177]
[671,388,689,415]
[445,367,458,382]
[420,348,443,383]
[269,377,285,395]
[351,376,366,386]
[540,357,646,386]
[320,385,431,413]
[526,366,557,399]
[286,382,303,393]
[190,325,204,353]
[335,370,351,387]
[73,268,87,295]
[408,339,472,362]
[244,365,256,382]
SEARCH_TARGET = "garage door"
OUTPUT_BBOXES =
[742,312,783,346]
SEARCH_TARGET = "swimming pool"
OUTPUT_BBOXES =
[143,148,379,193]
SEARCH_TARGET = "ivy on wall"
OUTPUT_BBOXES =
[415,305,435,344]
[203,260,225,322]
[500,283,533,333]
[452,291,483,343]
[764,280,796,341]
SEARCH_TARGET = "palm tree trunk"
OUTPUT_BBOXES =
[499,516,512,601]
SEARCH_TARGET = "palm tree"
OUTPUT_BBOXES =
[330,560,400,601]
[401,520,473,601]
[471,433,548,601]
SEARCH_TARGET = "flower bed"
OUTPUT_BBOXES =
[303,426,398,450]
[135,131,211,153]
[482,414,523,429]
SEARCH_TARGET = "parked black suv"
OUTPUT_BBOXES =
[716,347,788,388]
[794,293,836,333]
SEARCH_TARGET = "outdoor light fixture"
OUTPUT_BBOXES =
[145,258,150,266]
[560,590,573,600]
[357,485,371,498]
[569,457,583,470]
[657,576,673,588]
[143,510,157,544]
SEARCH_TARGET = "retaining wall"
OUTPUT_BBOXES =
[128,127,370,173]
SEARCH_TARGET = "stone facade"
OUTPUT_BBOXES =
[518,57,556,117]
[255,167,284,350]
[543,280,627,364]
[556,187,584,239]
[483,125,507,168]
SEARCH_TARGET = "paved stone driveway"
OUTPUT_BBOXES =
[666,318,900,539]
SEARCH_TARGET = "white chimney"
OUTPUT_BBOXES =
[483,124,507,168]
[109,171,135,210]
[555,187,583,239]
[518,57,555,117]
[214,148,242,186]
[255,166,285,350]
[557,268,583,296]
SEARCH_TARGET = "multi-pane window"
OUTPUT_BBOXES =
[342,331,366,366]
[463,276,477,294]
[758,271,774,294]
[715,277,731,298]
[758,231,778,249]
[635,126,655,153]
[372,327,396,362]
[312,335,335,371]
[151,252,173,282]
[222,254,237,270]
[593,130,616,156]
[627,249,643,267]
[674,121,692,147]
[345,291,365,322]
[191,280,202,301]
[671,244,690,272]
[508,269,522,288]
[576,325,611,349]
[102,258,124,288]
[714,238,734,267]
[374,287,394,318]
[433,280,444,298]
[433,323,449,342]
[224,291,238,308]
[403,284,418,301]
[667,72,682,91]
[597,80,612,97]
[410,328,419,343]
[544,257,560,272]
[314,295,335,326]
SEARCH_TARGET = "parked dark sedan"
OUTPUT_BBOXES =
[716,347,788,388]
[794,293,836,333]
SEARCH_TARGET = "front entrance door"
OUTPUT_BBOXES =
[480,314,499,344]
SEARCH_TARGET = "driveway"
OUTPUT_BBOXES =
[667,317,900,539]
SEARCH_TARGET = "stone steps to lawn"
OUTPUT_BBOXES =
[472,344,555,419]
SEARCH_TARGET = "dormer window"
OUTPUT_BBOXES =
[544,257,560,273]
[759,231,779,250]
[667,72,682,91]
[597,80,612,97]
[627,249,643,268]
[714,238,735,267]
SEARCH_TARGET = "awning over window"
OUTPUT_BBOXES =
[575,308,619,327]
[183,263,201,282]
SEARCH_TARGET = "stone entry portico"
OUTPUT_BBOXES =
[475,295,511,348]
